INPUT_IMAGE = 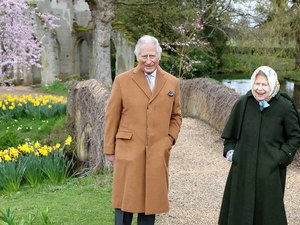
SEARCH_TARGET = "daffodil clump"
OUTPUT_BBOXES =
[0,135,72,163]
[0,136,73,193]
[0,94,67,119]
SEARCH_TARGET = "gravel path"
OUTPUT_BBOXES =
[156,117,300,225]
[0,86,37,96]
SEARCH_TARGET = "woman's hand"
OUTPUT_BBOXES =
[226,150,234,162]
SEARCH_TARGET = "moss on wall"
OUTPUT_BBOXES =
[72,22,94,32]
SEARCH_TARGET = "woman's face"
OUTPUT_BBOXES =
[252,73,271,101]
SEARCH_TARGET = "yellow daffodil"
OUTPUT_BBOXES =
[34,141,41,149]
[38,146,48,156]
[65,136,72,146]
[9,147,19,158]
[54,143,61,150]
[18,143,34,153]
[47,146,53,152]
[4,155,12,161]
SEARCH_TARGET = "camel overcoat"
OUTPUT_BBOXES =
[104,65,182,215]
[218,91,300,225]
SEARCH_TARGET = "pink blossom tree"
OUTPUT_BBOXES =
[0,0,58,85]
[162,10,209,78]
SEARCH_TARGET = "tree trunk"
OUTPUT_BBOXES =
[86,0,116,88]
[295,29,300,70]
[293,1,300,70]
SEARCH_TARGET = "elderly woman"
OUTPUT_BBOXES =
[218,66,300,225]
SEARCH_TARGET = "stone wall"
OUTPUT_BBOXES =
[68,79,110,169]
[180,78,240,132]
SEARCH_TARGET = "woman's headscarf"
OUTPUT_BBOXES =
[250,66,280,110]
[250,65,280,99]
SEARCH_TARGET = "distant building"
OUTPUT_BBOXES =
[18,0,134,86]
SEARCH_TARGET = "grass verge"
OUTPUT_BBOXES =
[0,170,114,225]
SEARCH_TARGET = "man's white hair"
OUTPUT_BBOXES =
[134,35,162,61]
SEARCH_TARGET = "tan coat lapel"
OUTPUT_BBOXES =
[132,66,152,99]
[150,66,167,103]
[132,66,167,102]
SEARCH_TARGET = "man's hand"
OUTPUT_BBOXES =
[168,135,175,146]
[106,154,115,165]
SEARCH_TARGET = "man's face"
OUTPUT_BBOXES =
[138,43,159,74]
[252,74,271,101]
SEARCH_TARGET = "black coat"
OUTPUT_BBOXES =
[218,91,300,225]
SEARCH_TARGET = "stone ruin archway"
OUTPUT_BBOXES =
[74,33,92,79]
[111,30,135,78]
[79,40,89,77]
[40,34,60,86]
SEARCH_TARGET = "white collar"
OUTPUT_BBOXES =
[144,69,157,78]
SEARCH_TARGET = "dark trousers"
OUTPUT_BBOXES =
[115,208,155,225]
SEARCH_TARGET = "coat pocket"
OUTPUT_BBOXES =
[116,131,133,140]
[115,131,133,158]
[276,149,292,166]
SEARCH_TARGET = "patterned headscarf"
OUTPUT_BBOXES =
[250,66,280,111]
[250,66,280,100]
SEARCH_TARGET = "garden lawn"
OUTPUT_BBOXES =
[0,171,114,225]
[35,80,69,97]
[0,116,67,150]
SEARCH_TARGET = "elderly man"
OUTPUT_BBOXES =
[104,35,182,225]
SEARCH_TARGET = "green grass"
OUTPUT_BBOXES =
[0,170,114,225]
[35,80,69,96]
[0,115,68,149]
